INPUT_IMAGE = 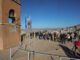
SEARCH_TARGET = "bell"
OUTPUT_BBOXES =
[9,13,14,18]
[9,10,14,18]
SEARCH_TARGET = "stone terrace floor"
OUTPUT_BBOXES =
[0,38,80,60]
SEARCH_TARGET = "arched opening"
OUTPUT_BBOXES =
[9,10,15,23]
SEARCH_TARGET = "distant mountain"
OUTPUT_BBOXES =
[21,28,62,31]
[21,24,80,32]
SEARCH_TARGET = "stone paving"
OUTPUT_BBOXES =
[0,38,78,60]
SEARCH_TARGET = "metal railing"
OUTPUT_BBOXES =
[9,47,80,60]
[27,50,80,60]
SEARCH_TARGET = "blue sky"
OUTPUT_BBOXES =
[20,0,80,29]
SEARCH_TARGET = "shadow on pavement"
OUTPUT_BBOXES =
[59,44,80,59]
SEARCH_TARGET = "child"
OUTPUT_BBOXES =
[72,36,80,54]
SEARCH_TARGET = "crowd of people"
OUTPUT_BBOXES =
[30,31,80,44]
[29,31,80,54]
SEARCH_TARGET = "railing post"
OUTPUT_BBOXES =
[33,51,35,60]
[60,57,62,60]
[24,44,26,51]
[28,51,30,60]
[10,48,12,60]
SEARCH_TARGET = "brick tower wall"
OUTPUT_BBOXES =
[0,0,21,50]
